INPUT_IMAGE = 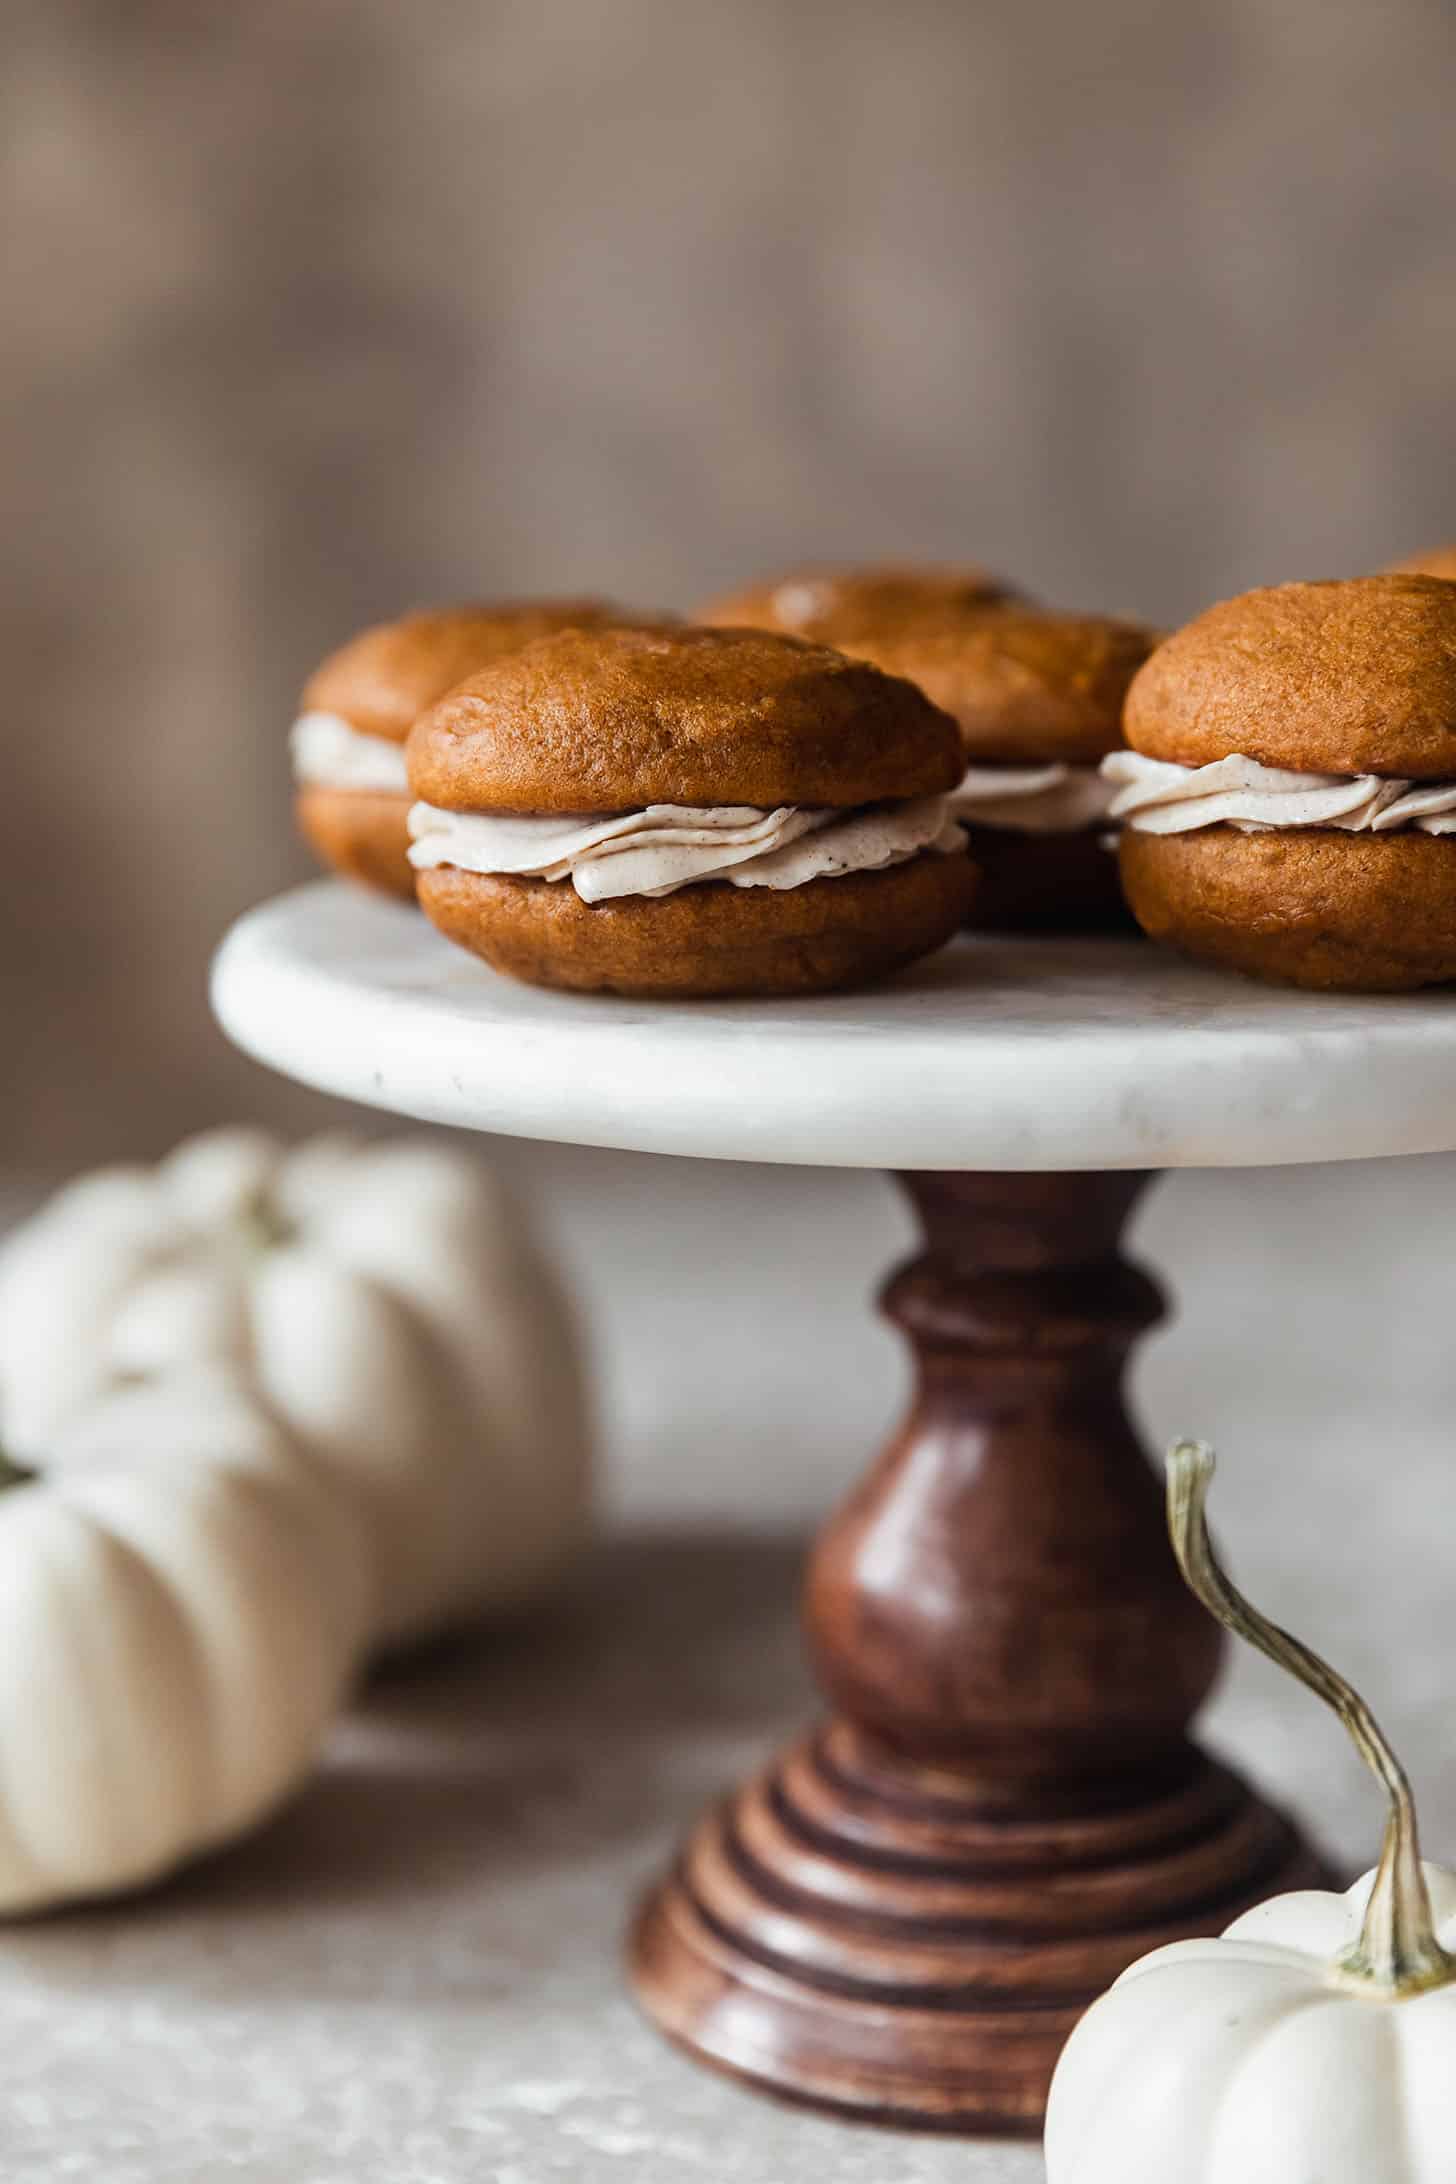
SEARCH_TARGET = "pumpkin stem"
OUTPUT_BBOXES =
[0,1447,33,1492]
[1166,1439,1456,2002]
[235,1187,294,1255]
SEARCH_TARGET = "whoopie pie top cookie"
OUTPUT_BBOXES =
[908,608,1157,766]
[404,623,975,997]
[877,606,1160,851]
[1106,576,1456,828]
[700,563,1018,651]
[407,623,964,816]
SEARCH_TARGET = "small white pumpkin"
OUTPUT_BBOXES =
[1045,1441,1456,2184]
[0,1128,594,1648]
[0,1374,369,1914]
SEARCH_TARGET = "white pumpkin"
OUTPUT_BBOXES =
[1047,1866,1456,2182]
[0,1128,594,1648]
[1046,1441,1456,2184]
[0,1374,369,1914]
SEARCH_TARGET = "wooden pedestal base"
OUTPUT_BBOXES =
[630,1170,1328,2133]
[632,1727,1320,2133]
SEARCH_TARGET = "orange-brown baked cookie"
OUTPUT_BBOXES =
[1119,829,1456,992]
[1125,576,1456,779]
[406,623,975,997]
[416,856,975,998]
[1113,577,1456,990]
[902,608,1159,768]
[409,623,965,813]
[699,563,1019,650]
[292,599,665,898]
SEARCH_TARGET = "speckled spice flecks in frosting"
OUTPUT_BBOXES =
[291,713,411,794]
[1104,751,1456,835]
[951,765,1116,835]
[406,797,964,903]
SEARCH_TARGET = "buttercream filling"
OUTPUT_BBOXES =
[1102,751,1456,836]
[406,796,964,904]
[291,712,410,795]
[950,763,1116,835]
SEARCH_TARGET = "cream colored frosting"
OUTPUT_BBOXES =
[950,763,1116,834]
[290,712,410,795]
[407,796,964,903]
[1103,751,1456,836]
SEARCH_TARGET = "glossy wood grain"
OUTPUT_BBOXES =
[630,1169,1327,2132]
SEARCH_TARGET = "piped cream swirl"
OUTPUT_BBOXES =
[407,797,964,903]
[950,763,1116,835]
[1103,751,1456,836]
[291,712,411,795]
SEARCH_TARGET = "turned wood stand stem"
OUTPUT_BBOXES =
[630,1168,1326,2134]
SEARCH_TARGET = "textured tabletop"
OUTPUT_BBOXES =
[212,882,1456,1170]
[2,1498,1450,2184]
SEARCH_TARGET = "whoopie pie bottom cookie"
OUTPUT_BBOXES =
[1119,826,1456,992]
[416,853,978,999]
[960,827,1132,934]
[296,787,416,902]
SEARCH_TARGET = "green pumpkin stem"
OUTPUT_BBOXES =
[1166,1439,1455,2002]
[235,1188,294,1254]
[0,1447,33,1492]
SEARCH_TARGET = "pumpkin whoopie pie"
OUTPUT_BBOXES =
[1105,576,1456,991]
[703,571,1155,930]
[292,600,659,898]
[405,623,975,997]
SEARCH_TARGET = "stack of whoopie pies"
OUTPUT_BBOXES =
[702,564,1158,930]
[292,559,1456,1003]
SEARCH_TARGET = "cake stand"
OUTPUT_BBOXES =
[212,882,1456,2136]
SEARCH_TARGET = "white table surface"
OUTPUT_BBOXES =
[211,882,1456,1171]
